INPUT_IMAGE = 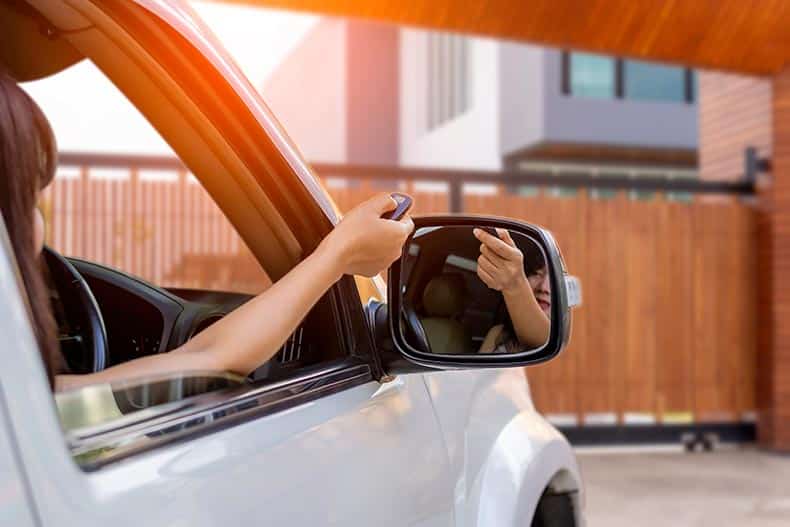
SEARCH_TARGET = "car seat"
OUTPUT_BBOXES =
[420,273,474,355]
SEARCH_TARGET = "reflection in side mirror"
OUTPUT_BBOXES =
[399,225,552,358]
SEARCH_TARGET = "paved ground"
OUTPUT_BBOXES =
[577,446,790,527]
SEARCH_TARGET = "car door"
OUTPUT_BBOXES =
[1,280,455,526]
[1,1,456,524]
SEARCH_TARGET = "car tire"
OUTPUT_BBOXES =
[530,492,575,527]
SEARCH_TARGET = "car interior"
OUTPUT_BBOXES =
[0,0,353,407]
[44,248,347,382]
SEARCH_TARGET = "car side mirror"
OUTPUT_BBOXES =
[385,216,580,372]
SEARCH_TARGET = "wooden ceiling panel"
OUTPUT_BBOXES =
[238,0,790,75]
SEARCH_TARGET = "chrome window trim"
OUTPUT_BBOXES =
[69,361,373,471]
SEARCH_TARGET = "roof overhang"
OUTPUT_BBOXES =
[240,0,790,75]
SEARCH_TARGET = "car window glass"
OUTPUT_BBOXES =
[56,371,246,434]
[23,61,272,295]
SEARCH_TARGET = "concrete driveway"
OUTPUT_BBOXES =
[577,447,790,527]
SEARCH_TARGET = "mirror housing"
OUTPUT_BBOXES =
[385,215,580,373]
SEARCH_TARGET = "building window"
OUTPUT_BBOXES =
[426,33,470,131]
[688,70,698,103]
[567,52,616,99]
[624,60,686,102]
[561,51,695,104]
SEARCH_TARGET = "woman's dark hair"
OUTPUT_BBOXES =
[520,238,547,276]
[0,71,58,387]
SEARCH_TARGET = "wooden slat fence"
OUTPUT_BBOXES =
[45,163,757,426]
[323,181,758,426]
[42,168,271,295]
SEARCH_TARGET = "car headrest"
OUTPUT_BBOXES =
[422,273,466,318]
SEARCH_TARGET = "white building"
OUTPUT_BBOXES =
[263,19,698,179]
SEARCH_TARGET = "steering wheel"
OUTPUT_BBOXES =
[42,246,108,373]
[401,304,432,354]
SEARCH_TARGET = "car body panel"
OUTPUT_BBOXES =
[0,226,453,525]
[11,376,455,525]
[423,369,583,526]
[0,1,584,525]
[0,395,38,527]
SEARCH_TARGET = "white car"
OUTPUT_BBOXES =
[0,1,584,526]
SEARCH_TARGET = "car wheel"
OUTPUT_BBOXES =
[530,492,575,527]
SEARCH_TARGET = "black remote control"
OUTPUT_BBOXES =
[381,193,413,220]
[481,226,499,238]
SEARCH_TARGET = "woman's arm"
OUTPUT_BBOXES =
[500,275,550,348]
[56,194,412,392]
[473,228,550,348]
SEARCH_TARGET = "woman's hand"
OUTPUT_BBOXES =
[473,228,529,294]
[320,193,414,277]
[473,227,550,348]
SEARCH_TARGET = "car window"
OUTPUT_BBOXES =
[56,371,247,466]
[15,9,368,470]
[56,358,371,470]
[24,61,272,295]
[57,371,246,433]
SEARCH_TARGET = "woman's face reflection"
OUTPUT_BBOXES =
[528,266,551,317]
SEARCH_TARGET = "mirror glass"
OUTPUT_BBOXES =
[399,226,552,356]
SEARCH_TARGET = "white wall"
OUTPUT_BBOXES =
[399,31,501,170]
[262,19,348,163]
[499,43,545,156]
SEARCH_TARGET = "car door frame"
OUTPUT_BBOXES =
[0,1,459,524]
